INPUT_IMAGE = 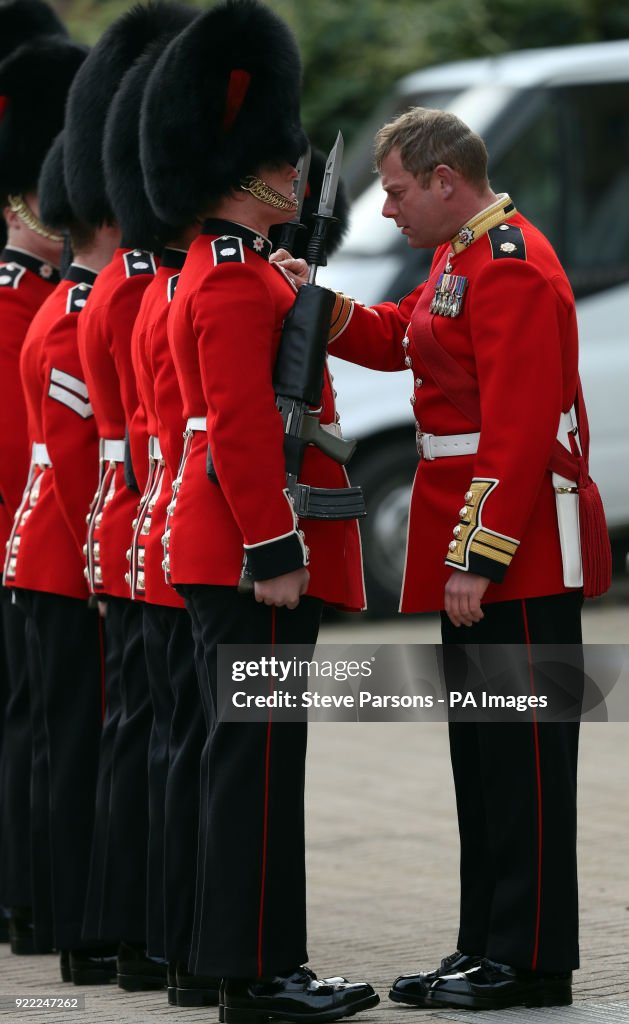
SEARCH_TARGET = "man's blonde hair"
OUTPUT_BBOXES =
[374,107,489,190]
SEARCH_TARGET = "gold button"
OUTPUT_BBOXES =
[83,568,89,579]
[132,518,138,529]
[125,549,131,561]
[448,540,458,552]
[453,525,462,538]
[410,395,416,406]
[124,572,131,585]
[82,544,88,556]
[404,356,412,368]
[459,506,468,519]
[465,490,473,502]
[415,378,423,388]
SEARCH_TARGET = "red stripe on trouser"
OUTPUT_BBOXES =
[521,598,543,970]
[257,606,277,977]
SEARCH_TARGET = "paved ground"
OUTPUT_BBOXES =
[1,586,627,1023]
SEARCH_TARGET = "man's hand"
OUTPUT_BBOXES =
[270,248,308,288]
[444,570,490,627]
[254,567,310,609]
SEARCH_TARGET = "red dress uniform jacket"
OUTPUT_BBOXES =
[77,248,157,598]
[0,247,58,556]
[128,250,185,608]
[165,220,365,611]
[3,266,98,599]
[330,198,581,613]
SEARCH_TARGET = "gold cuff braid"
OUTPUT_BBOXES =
[7,195,63,242]
[240,176,298,212]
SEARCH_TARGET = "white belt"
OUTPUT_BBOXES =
[417,410,579,461]
[148,435,162,460]
[185,416,207,432]
[417,431,480,460]
[32,443,51,466]
[99,438,126,462]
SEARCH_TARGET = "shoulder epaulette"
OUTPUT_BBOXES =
[167,273,180,303]
[123,249,157,278]
[66,281,93,314]
[0,263,26,289]
[211,236,245,266]
[488,224,526,261]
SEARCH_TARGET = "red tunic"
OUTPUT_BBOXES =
[331,201,582,613]
[165,220,365,611]
[77,248,157,598]
[0,247,58,556]
[128,250,186,608]
[3,267,98,599]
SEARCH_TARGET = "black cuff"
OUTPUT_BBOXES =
[245,532,307,581]
[467,550,509,583]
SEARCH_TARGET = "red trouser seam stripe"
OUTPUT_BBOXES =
[522,598,543,971]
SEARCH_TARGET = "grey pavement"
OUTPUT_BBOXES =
[1,589,627,1023]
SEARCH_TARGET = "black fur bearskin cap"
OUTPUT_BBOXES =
[102,5,197,251]
[64,2,194,228]
[38,130,78,232]
[0,0,67,63]
[269,146,350,259]
[0,36,87,204]
[140,0,308,225]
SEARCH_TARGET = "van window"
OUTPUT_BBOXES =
[490,83,629,298]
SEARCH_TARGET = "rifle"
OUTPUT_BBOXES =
[236,138,366,591]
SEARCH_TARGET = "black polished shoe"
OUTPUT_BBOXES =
[8,907,35,955]
[223,966,379,1023]
[426,957,573,1010]
[116,940,167,991]
[389,951,480,1007]
[70,947,118,985]
[175,963,220,1007]
[0,909,10,943]
[219,971,349,1022]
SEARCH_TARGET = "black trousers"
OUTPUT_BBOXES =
[82,596,123,941]
[154,605,207,965]
[84,597,152,945]
[441,591,582,973]
[15,590,103,950]
[180,585,322,979]
[143,602,207,962]
[0,588,32,910]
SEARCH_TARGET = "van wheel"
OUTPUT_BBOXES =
[349,436,417,617]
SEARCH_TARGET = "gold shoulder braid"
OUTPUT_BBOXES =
[8,195,64,243]
[240,176,297,212]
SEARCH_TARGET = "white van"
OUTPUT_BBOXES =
[320,40,629,613]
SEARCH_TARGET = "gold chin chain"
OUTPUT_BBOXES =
[240,176,297,212]
[7,194,64,242]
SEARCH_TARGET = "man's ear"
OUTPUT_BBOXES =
[433,164,456,200]
[3,204,19,229]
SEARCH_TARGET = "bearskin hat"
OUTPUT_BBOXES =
[64,2,194,229]
[0,0,67,63]
[269,147,350,259]
[102,6,197,251]
[0,36,86,204]
[38,130,76,232]
[141,0,307,225]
